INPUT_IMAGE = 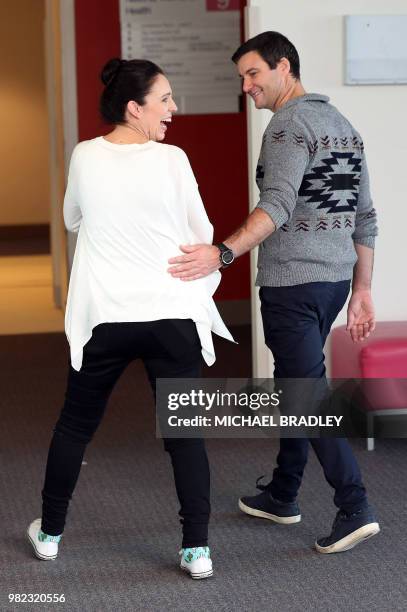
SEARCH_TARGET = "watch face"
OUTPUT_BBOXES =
[222,250,234,265]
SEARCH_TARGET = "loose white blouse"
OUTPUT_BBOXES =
[63,136,234,371]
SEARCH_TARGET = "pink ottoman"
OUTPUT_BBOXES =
[331,322,407,450]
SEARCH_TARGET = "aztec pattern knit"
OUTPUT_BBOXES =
[255,93,378,287]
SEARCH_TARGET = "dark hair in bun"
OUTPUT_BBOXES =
[100,58,123,86]
[99,58,164,124]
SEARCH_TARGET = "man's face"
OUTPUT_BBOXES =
[237,51,285,112]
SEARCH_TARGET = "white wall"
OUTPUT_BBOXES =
[247,0,407,376]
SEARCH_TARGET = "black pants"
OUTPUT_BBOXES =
[260,281,368,513]
[41,320,210,548]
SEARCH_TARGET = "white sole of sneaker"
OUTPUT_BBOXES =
[238,499,301,524]
[180,565,213,580]
[315,522,380,554]
[27,530,57,561]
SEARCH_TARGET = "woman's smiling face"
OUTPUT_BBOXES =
[135,73,178,141]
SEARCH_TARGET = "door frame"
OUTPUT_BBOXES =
[244,3,274,378]
[44,0,78,308]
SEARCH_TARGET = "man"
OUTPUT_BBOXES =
[168,31,379,553]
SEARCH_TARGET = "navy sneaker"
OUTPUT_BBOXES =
[315,506,380,553]
[239,477,301,524]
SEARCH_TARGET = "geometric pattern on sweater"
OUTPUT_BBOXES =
[316,218,329,231]
[281,214,354,233]
[271,130,286,143]
[256,164,265,180]
[299,152,361,214]
[295,220,310,232]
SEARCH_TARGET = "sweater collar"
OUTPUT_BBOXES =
[274,93,329,116]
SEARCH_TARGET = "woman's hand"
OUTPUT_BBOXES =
[168,244,221,280]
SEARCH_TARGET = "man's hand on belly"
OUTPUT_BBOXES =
[168,244,221,281]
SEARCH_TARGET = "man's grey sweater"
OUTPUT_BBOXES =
[256,93,378,287]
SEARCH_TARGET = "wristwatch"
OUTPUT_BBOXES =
[216,243,234,268]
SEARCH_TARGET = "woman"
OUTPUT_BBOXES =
[27,58,233,579]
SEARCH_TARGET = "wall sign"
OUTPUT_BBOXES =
[120,0,241,114]
[345,15,407,85]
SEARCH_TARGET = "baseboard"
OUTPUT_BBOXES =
[0,224,50,256]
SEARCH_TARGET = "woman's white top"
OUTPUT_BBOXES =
[63,136,234,371]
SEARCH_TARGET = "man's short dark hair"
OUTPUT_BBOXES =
[231,31,300,80]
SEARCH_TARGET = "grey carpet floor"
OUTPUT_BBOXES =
[0,329,406,612]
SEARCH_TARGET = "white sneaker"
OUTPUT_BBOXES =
[179,547,213,579]
[27,518,61,561]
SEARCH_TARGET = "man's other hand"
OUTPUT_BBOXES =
[168,244,221,281]
[346,289,376,343]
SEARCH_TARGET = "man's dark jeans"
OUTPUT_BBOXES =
[260,281,368,513]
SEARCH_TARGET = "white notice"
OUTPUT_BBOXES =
[120,0,241,114]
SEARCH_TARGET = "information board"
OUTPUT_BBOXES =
[120,0,241,114]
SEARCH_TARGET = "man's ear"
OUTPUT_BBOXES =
[278,57,291,76]
[127,100,143,119]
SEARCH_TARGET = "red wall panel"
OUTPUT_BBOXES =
[74,0,250,300]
